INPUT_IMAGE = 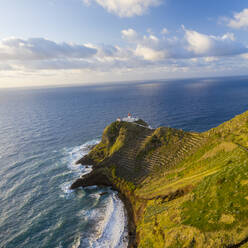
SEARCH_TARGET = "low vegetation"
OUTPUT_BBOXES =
[76,110,248,247]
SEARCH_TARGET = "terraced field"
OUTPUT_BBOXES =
[73,111,248,248]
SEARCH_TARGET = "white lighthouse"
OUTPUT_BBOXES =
[122,113,138,122]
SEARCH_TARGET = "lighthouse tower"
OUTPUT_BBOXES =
[122,113,138,122]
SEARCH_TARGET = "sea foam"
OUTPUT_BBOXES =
[80,190,128,248]
[60,139,100,196]
[65,138,100,174]
[92,192,128,248]
[61,138,128,248]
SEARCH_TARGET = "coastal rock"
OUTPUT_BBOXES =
[70,169,111,189]
[75,155,95,165]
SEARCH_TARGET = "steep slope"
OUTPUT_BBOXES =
[71,111,248,248]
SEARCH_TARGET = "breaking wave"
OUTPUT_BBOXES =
[61,139,128,248]
[60,139,100,196]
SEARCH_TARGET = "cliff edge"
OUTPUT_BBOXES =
[71,112,248,248]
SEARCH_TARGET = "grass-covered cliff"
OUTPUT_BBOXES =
[71,111,248,248]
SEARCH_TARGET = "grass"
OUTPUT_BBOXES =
[135,141,248,247]
[109,127,126,155]
[199,141,237,160]
[181,149,248,232]
[82,110,248,247]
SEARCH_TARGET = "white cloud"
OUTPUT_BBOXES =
[184,28,213,54]
[123,32,170,61]
[120,27,247,62]
[183,27,246,57]
[204,57,219,62]
[222,32,235,41]
[227,8,248,29]
[84,0,161,17]
[1,27,248,87]
[148,34,159,42]
[1,28,247,72]
[135,45,165,61]
[241,53,248,59]
[121,29,138,41]
[0,37,97,61]
[161,28,169,35]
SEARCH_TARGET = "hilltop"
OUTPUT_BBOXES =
[71,111,248,248]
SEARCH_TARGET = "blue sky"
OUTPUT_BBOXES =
[0,0,248,87]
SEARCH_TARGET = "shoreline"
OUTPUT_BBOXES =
[73,140,136,247]
[71,167,137,248]
[115,190,137,248]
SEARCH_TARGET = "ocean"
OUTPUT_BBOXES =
[0,76,248,248]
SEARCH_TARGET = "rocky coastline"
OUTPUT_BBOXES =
[70,163,137,248]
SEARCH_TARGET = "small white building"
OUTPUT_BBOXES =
[122,113,138,122]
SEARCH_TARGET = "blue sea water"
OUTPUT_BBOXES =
[0,76,248,248]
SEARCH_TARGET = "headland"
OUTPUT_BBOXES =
[71,111,248,247]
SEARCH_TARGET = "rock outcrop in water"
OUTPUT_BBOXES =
[71,111,248,248]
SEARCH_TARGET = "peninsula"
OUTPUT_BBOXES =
[71,111,248,248]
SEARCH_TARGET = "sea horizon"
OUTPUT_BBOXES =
[1,74,248,90]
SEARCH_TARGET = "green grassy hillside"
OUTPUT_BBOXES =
[73,111,248,248]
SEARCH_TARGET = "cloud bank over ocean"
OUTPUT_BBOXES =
[1,1,248,87]
[1,26,247,83]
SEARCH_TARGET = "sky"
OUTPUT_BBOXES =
[0,0,248,87]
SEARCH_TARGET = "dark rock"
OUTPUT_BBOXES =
[70,169,111,189]
[76,155,95,165]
